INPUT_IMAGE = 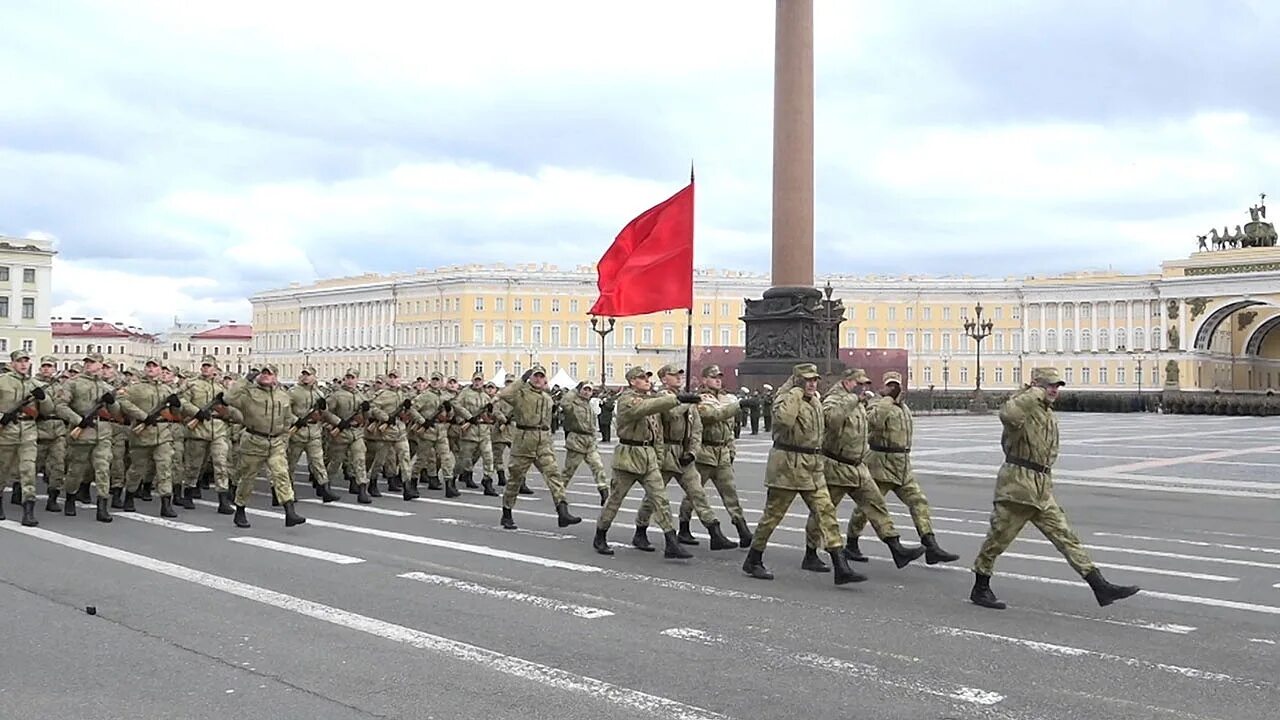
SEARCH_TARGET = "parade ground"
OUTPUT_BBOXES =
[1,412,1276,720]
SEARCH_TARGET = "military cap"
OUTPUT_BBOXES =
[9,349,30,362]
[793,363,821,380]
[625,366,652,381]
[39,354,58,366]
[1031,367,1066,387]
[430,371,443,381]
[483,381,496,389]
[657,363,684,376]
[842,367,870,383]
[701,364,723,378]
[528,365,547,376]
[579,381,595,390]
[69,362,84,373]
[504,376,514,384]
[415,376,426,382]
[144,357,160,367]
[471,371,484,381]
[345,368,360,378]
[386,369,400,378]
[200,354,218,366]
[259,363,279,375]
[883,370,903,385]
[301,366,316,376]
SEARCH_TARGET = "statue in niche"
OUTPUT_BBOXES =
[1166,300,1179,320]
[1167,326,1180,350]
[1164,359,1179,385]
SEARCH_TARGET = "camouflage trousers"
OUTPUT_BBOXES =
[562,448,608,490]
[637,465,716,527]
[110,428,128,489]
[491,441,509,476]
[598,466,673,533]
[502,444,566,509]
[370,437,412,483]
[232,433,293,506]
[288,435,329,485]
[456,437,494,477]
[185,437,230,492]
[973,497,1095,577]
[851,478,933,537]
[412,430,455,480]
[364,440,386,477]
[692,462,746,525]
[37,436,66,493]
[811,483,898,549]
[125,442,174,497]
[170,437,187,489]
[326,437,368,486]
[0,439,39,502]
[65,439,112,497]
[753,485,842,552]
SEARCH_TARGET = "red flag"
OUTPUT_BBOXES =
[589,182,694,318]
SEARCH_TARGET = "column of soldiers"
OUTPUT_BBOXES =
[1,347,1141,611]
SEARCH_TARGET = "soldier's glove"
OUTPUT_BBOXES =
[675,393,702,404]
[30,386,46,401]
[401,399,412,410]
[0,410,17,425]
[166,394,181,409]
[213,392,225,406]
[441,400,453,413]
[359,400,371,412]
[292,417,308,429]
[76,415,94,429]
[337,418,353,431]
[99,392,116,405]
[314,397,327,411]
[195,409,212,421]
[679,452,695,467]
[521,369,533,382]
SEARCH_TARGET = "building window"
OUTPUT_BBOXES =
[721,303,729,316]
[1028,330,1039,352]
[1012,305,1022,320]
[867,307,876,320]
[0,298,8,318]
[475,360,484,376]
[513,298,523,312]
[493,323,505,345]
[570,325,580,347]
[22,268,34,284]
[0,339,7,352]
[905,306,913,321]
[942,332,953,351]
[995,366,1004,384]
[942,307,951,322]
[905,332,914,350]
[569,361,579,377]
[887,306,896,321]
[624,326,635,345]
[512,360,522,375]
[495,297,505,312]
[1062,330,1073,352]
[702,328,712,345]
[1117,367,1126,385]
[532,298,542,312]
[720,327,730,345]
[642,326,653,344]
[551,361,560,375]
[1099,367,1108,384]
[1046,329,1057,353]
[570,299,579,313]
[923,366,932,384]
[922,332,933,350]
[960,366,969,384]
[550,325,561,345]
[1082,367,1091,384]
[663,326,674,346]
[473,323,485,345]
[702,302,711,316]
[867,331,878,347]
[475,296,484,311]
[994,332,1004,352]
[21,298,34,319]
[846,329,857,347]
[0,267,7,281]
[994,307,1003,320]
[1065,367,1074,383]
[551,298,560,313]
[922,307,931,321]
[532,325,543,344]
[887,331,898,347]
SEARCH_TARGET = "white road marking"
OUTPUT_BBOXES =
[661,627,1006,708]
[931,627,1268,689]
[227,537,365,565]
[1035,609,1197,635]
[399,572,612,619]
[295,498,414,517]
[1093,531,1280,556]
[435,517,577,540]
[999,552,1236,582]
[0,524,728,720]
[1092,444,1280,474]
[1248,638,1276,645]
[115,513,213,533]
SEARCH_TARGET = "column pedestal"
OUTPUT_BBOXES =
[737,286,845,389]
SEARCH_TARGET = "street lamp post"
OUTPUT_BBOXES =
[822,281,835,377]
[1134,351,1147,411]
[962,302,995,413]
[381,345,393,374]
[590,317,616,389]
[941,351,951,393]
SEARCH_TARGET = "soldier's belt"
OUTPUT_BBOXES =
[245,429,284,439]
[618,438,655,447]
[664,440,684,445]
[516,424,550,431]
[822,449,864,466]
[870,444,910,454]
[1005,456,1051,474]
[702,440,729,447]
[773,441,820,455]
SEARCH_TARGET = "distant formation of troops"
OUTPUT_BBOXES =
[1,347,1140,610]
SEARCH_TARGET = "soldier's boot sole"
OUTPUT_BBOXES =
[800,548,830,572]
[96,498,112,523]
[481,478,498,497]
[233,506,251,529]
[283,501,306,527]
[663,531,693,559]
[216,492,235,515]
[886,538,926,569]
[45,490,62,513]
[357,485,372,504]
[631,526,654,552]
[500,508,517,530]
[1085,569,1140,607]
[593,529,614,555]
[160,496,178,518]
[555,501,582,527]
[676,520,700,546]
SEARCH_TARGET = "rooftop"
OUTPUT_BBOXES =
[51,318,156,340]
[191,323,253,340]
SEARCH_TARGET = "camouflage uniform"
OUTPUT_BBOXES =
[559,385,609,500]
[496,366,580,529]
[324,369,377,503]
[34,355,67,508]
[410,375,454,492]
[56,355,122,521]
[453,374,496,492]
[694,365,753,546]
[226,365,307,527]
[286,369,342,501]
[0,349,58,525]
[117,359,187,517]
[182,356,240,514]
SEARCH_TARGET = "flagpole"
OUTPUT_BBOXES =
[685,161,695,392]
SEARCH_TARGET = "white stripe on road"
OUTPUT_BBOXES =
[1035,609,1197,636]
[115,513,213,533]
[661,627,1005,708]
[999,552,1236,582]
[399,572,612,619]
[227,537,365,565]
[0,524,728,720]
[435,517,577,540]
[1249,638,1276,645]
[1093,532,1280,556]
[931,627,1269,689]
[295,498,414,517]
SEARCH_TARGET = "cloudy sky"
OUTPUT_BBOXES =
[3,0,1277,331]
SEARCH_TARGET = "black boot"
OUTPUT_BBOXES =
[555,501,581,527]
[46,489,62,513]
[198,471,211,489]
[500,507,517,529]
[367,477,382,497]
[598,487,609,505]
[496,470,506,487]
[0,494,5,520]
[801,546,830,572]
[426,472,442,491]
[270,487,280,507]
[829,549,866,585]
[444,476,460,498]
[970,572,1006,609]
[663,530,693,559]
[676,519,699,545]
[518,480,534,496]
[160,495,178,518]
[632,525,654,552]
[922,533,960,564]
[387,474,403,492]
[1084,568,1140,607]
[233,505,250,528]
[742,548,773,579]
[76,482,92,504]
[96,498,112,523]
[9,481,20,506]
[402,476,420,501]
[481,476,498,497]
[593,528,613,555]
[138,482,153,501]
[463,471,479,489]
[885,536,926,569]
[357,483,372,504]
[64,491,77,516]
[843,534,869,562]
[123,491,136,513]
[706,522,737,551]
[318,483,341,503]
[283,500,306,527]
[216,492,235,515]
[348,477,360,494]
[178,486,195,510]
[190,485,203,500]
[21,500,38,527]
[732,516,753,548]
[110,487,124,509]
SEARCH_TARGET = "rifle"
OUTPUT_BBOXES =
[328,400,371,438]
[0,388,43,427]
[69,391,118,441]
[289,397,327,436]
[184,392,227,430]
[131,393,182,434]
[374,398,414,433]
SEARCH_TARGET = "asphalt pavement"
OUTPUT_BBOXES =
[1,412,1276,720]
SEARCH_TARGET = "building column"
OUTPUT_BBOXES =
[1038,303,1046,352]
[1091,302,1099,351]
[1108,301,1116,351]
[1073,302,1081,353]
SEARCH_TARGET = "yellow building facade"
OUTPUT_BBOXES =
[249,246,1280,393]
